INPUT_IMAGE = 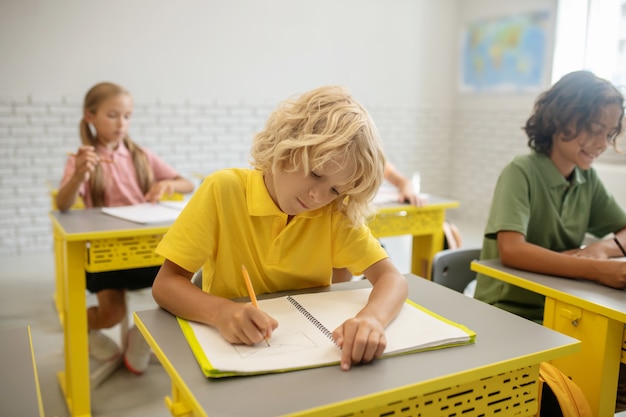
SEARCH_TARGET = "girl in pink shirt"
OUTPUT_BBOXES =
[57,82,194,374]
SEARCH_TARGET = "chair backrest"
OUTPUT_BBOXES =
[431,247,481,293]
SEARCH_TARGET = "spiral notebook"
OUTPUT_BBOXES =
[178,288,476,378]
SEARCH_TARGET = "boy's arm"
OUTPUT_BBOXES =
[331,258,408,371]
[497,230,626,289]
[152,259,277,345]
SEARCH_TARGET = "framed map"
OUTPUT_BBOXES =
[460,10,550,93]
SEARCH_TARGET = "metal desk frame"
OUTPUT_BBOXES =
[135,275,579,417]
[472,259,626,417]
[49,197,457,417]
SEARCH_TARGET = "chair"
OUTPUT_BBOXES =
[431,247,481,293]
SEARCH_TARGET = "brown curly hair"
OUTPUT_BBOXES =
[525,70,624,155]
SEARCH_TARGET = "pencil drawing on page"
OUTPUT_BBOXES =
[233,332,317,358]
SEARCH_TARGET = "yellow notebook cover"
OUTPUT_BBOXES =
[178,288,476,378]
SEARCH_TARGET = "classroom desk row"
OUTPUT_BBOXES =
[472,259,626,417]
[50,197,596,416]
[49,197,459,417]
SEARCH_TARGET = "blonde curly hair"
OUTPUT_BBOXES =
[250,85,385,227]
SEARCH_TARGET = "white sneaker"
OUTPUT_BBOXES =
[124,325,151,375]
[89,330,121,362]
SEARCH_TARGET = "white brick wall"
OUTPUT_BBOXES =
[4,92,581,255]
[1,94,459,255]
[13,93,617,255]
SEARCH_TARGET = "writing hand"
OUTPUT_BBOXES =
[215,301,278,345]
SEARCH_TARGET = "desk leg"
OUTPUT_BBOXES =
[411,229,444,278]
[164,383,194,417]
[53,227,66,325]
[544,298,622,417]
[57,240,91,417]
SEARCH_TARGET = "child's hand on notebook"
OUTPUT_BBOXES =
[332,316,387,371]
[216,302,278,345]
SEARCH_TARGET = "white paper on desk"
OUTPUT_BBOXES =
[373,191,430,205]
[183,288,475,377]
[101,203,183,224]
[158,200,189,211]
[373,190,404,205]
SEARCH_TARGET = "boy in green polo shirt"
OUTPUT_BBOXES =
[474,70,626,412]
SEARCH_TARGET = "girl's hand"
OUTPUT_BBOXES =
[332,316,386,371]
[214,301,278,345]
[71,146,99,182]
[145,180,175,203]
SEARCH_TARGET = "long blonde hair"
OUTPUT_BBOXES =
[251,85,385,227]
[80,82,153,207]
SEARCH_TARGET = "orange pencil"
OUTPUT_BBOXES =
[241,264,270,346]
[66,152,113,164]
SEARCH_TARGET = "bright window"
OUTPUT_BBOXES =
[552,0,626,87]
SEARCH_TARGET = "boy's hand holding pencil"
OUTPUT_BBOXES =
[241,265,272,346]
[212,265,278,346]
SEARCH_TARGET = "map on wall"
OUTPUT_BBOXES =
[460,10,550,93]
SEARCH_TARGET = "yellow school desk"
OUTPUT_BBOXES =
[134,274,579,417]
[471,259,626,417]
[48,199,454,417]
[369,195,459,278]
[49,209,172,417]
[0,326,45,417]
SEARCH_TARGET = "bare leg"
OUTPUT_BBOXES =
[88,288,126,330]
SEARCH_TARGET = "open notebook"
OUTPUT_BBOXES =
[178,288,476,378]
[101,201,188,224]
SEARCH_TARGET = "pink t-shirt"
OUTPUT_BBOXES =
[60,141,180,208]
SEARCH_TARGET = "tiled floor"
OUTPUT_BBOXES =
[0,219,484,417]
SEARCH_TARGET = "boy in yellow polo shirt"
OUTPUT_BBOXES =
[152,85,408,371]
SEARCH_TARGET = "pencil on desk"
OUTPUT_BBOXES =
[241,264,271,346]
[614,237,626,258]
[66,152,113,164]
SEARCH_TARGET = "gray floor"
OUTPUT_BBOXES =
[0,220,484,417]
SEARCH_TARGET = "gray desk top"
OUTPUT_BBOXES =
[0,326,43,417]
[474,259,626,322]
[374,193,458,209]
[136,275,579,417]
[50,208,172,237]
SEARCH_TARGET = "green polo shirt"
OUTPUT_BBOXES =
[474,152,626,323]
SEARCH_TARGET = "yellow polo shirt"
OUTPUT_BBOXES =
[156,168,387,298]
